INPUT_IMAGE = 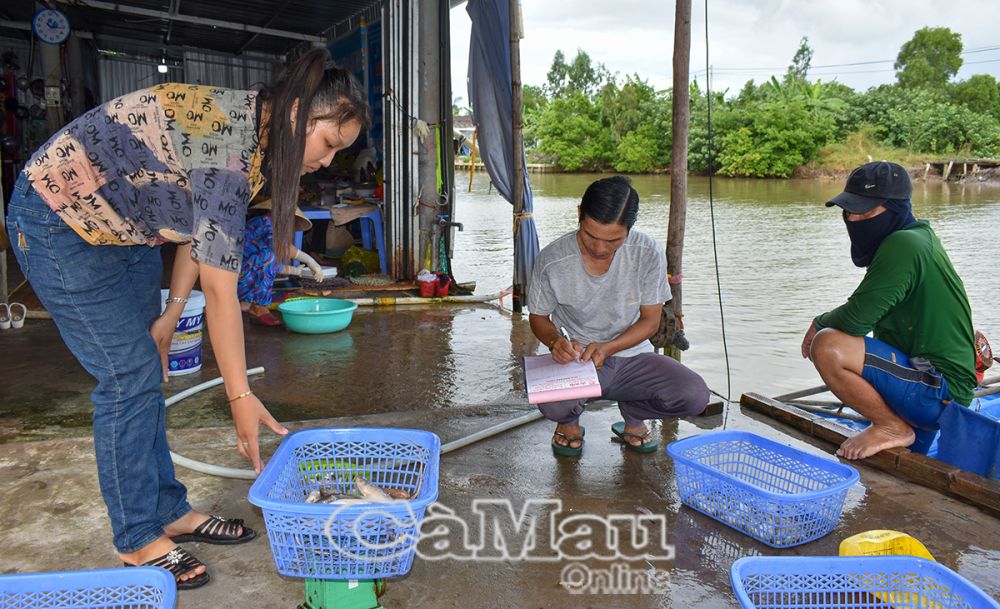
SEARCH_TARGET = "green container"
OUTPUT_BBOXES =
[277,298,358,334]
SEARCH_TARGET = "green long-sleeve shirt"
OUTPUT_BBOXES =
[814,221,976,406]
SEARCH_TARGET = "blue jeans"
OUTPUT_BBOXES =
[6,173,191,553]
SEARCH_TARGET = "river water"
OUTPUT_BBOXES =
[451,171,1000,399]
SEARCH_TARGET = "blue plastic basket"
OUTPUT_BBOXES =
[666,430,859,547]
[731,556,1000,609]
[0,567,176,609]
[248,427,440,580]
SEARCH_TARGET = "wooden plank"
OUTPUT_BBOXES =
[741,393,816,435]
[896,452,962,493]
[865,445,910,473]
[949,471,1000,516]
[943,160,954,181]
[740,391,1000,515]
[811,417,849,445]
[699,399,724,417]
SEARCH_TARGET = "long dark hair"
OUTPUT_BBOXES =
[579,176,639,229]
[258,48,370,262]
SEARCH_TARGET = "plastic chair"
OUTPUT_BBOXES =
[294,207,386,274]
[358,208,387,275]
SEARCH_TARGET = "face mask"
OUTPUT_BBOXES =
[843,199,917,267]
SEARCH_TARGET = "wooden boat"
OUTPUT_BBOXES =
[741,375,1000,518]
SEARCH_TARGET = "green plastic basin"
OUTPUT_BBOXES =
[277,298,358,334]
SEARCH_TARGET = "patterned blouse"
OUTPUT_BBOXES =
[23,83,265,272]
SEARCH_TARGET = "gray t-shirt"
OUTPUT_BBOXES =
[528,229,670,358]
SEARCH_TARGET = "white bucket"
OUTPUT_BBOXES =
[160,289,206,376]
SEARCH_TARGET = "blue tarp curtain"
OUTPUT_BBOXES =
[467,0,539,303]
[936,400,1000,480]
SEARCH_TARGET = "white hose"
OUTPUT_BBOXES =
[164,367,264,408]
[166,367,559,479]
[166,367,265,480]
[440,410,544,454]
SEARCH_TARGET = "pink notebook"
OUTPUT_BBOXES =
[523,354,603,404]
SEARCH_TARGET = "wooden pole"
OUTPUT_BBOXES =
[509,0,525,312]
[468,127,478,192]
[666,0,692,353]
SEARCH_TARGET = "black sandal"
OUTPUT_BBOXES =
[169,515,256,545]
[125,546,210,590]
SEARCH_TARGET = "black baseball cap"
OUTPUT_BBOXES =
[826,161,913,214]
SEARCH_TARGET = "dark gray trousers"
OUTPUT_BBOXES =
[538,352,709,427]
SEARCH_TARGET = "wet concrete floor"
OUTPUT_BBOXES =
[0,304,998,608]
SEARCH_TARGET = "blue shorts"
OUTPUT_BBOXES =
[861,337,951,453]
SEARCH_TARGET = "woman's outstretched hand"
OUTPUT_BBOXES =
[230,393,289,474]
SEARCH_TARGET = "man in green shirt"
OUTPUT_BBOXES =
[801,161,976,460]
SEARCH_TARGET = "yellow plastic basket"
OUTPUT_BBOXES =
[839,530,937,609]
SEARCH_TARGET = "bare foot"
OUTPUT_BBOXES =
[163,510,244,539]
[119,535,206,584]
[836,423,915,460]
[553,422,583,449]
[622,423,651,447]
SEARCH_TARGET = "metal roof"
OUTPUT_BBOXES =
[1,0,380,58]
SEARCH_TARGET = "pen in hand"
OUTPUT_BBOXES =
[559,326,582,362]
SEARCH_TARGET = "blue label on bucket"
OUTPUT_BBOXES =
[168,313,204,376]
[176,314,204,332]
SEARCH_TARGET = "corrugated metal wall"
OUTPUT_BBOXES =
[182,52,275,89]
[97,51,277,101]
[98,55,167,101]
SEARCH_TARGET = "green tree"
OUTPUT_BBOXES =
[599,75,656,139]
[717,99,837,177]
[614,123,662,172]
[535,93,614,170]
[895,27,963,90]
[884,90,1000,155]
[766,77,847,115]
[544,49,611,99]
[735,79,767,105]
[848,83,1000,156]
[785,36,813,82]
[688,82,736,173]
[595,75,672,172]
[951,74,1000,119]
[545,50,569,98]
[521,84,548,149]
[567,51,597,95]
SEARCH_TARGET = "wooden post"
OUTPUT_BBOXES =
[509,0,525,312]
[468,128,478,192]
[666,0,692,356]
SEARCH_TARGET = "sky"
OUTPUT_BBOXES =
[449,0,1000,105]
